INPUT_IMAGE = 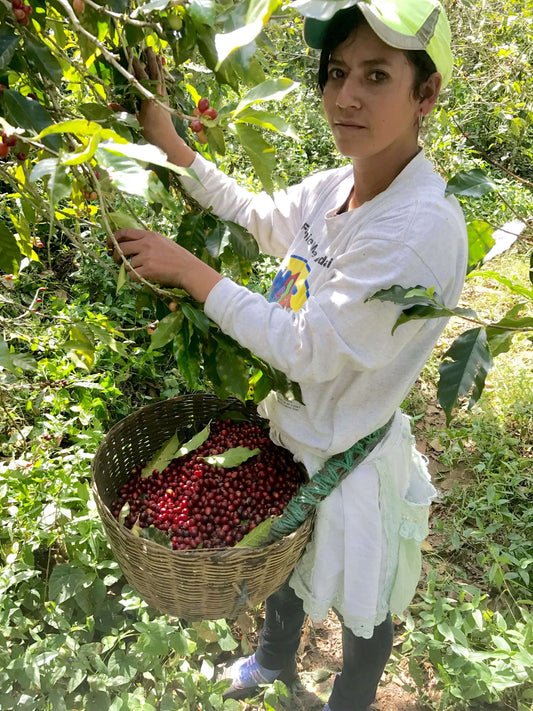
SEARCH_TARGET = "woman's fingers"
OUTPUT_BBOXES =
[107,229,148,261]
[146,48,161,81]
[132,56,149,82]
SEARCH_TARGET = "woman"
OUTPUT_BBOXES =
[110,1,468,708]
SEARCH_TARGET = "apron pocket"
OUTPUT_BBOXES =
[389,453,436,615]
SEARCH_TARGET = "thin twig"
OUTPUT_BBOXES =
[53,0,195,123]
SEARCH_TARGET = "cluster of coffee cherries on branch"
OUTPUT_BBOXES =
[0,132,26,161]
[112,419,304,551]
[12,0,32,25]
[188,97,218,145]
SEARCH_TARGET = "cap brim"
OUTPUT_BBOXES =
[303,16,331,48]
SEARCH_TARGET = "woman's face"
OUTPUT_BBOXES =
[322,22,424,165]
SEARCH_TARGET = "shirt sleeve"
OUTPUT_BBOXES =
[204,236,448,385]
[179,153,307,258]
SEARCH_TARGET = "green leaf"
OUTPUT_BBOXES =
[29,157,59,182]
[95,147,152,198]
[141,432,182,477]
[234,78,299,116]
[207,125,226,156]
[254,358,303,403]
[246,0,280,24]
[466,220,495,271]
[0,30,20,71]
[79,102,115,121]
[467,269,533,300]
[215,341,250,399]
[0,337,38,374]
[201,446,260,468]
[486,304,533,357]
[62,132,102,166]
[108,211,144,230]
[215,20,264,66]
[48,161,72,205]
[29,157,71,203]
[235,517,274,548]
[392,304,449,332]
[367,284,436,307]
[235,124,276,193]
[25,37,63,84]
[0,220,22,274]
[150,311,184,349]
[48,564,95,603]
[205,222,229,258]
[189,0,216,27]
[2,90,60,150]
[177,422,211,457]
[132,0,171,15]
[118,502,130,525]
[140,526,172,548]
[116,262,127,294]
[437,327,493,423]
[182,302,211,334]
[173,328,202,389]
[445,169,496,197]
[224,220,260,260]
[98,140,196,180]
[235,108,299,139]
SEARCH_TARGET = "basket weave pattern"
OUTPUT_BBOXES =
[91,393,313,620]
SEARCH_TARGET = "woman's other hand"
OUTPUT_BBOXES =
[108,229,222,303]
[133,48,195,167]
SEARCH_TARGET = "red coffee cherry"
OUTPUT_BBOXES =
[197,97,210,113]
[3,134,18,147]
[203,107,218,120]
[190,119,203,133]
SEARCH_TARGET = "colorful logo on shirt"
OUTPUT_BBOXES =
[268,255,310,312]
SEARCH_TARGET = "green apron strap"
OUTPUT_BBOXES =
[268,416,394,542]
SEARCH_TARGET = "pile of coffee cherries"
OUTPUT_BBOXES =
[111,419,304,550]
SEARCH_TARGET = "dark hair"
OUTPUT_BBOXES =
[317,6,437,99]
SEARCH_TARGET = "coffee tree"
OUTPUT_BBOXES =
[0,0,532,417]
[0,0,303,404]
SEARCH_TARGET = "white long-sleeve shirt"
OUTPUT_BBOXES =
[180,149,467,635]
[181,150,468,475]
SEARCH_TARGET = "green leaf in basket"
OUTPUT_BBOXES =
[141,432,182,477]
[177,422,211,457]
[118,501,130,525]
[140,526,173,549]
[131,516,142,537]
[234,517,275,548]
[200,446,260,468]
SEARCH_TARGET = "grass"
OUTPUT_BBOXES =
[394,240,533,710]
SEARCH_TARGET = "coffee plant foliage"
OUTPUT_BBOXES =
[0,0,307,407]
[1,0,532,416]
[0,1,532,708]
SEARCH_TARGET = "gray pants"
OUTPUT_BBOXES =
[255,579,394,711]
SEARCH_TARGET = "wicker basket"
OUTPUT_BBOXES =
[91,393,313,620]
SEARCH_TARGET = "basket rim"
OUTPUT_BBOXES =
[90,393,312,559]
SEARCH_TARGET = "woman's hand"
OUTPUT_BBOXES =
[133,48,195,167]
[109,228,222,303]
